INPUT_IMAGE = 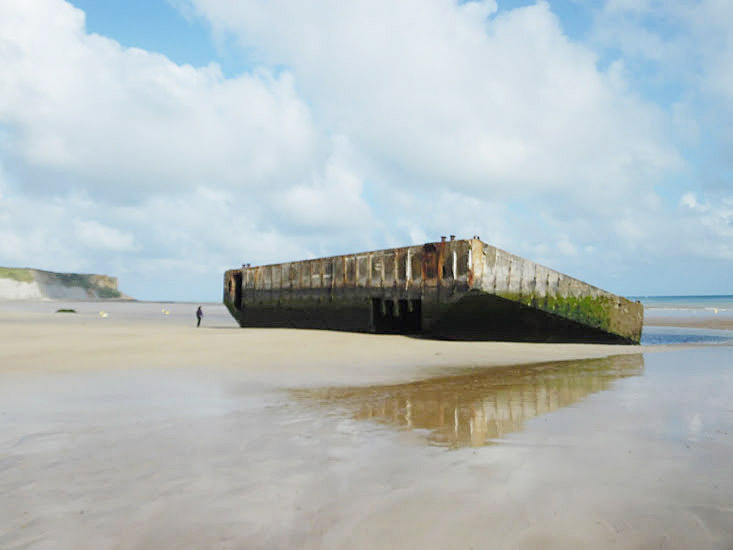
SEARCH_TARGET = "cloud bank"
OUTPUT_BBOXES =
[0,0,730,299]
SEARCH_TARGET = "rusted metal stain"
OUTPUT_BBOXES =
[230,240,471,297]
[422,243,438,283]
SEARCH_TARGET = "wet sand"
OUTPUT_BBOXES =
[645,315,733,330]
[2,302,732,549]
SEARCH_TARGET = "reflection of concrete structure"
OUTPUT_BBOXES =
[296,355,644,448]
[224,237,642,343]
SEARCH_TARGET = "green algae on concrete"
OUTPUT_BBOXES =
[497,292,613,331]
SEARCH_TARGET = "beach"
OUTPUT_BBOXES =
[642,295,733,331]
[1,301,732,549]
[0,301,654,386]
[3,0,731,548]
[645,316,733,330]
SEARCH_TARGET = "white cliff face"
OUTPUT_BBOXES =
[0,278,45,300]
[35,283,96,300]
[0,269,129,301]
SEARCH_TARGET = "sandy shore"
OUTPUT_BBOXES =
[645,315,733,330]
[3,302,731,549]
[0,303,657,387]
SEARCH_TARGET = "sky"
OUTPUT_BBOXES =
[0,0,730,301]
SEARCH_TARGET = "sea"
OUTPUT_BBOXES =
[633,294,733,346]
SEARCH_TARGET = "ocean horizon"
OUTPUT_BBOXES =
[632,294,733,310]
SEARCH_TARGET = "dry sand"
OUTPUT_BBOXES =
[2,302,732,549]
[1,303,654,387]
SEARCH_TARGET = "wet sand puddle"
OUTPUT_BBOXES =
[2,347,732,549]
[293,354,644,448]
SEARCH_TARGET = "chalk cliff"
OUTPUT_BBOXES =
[0,267,132,301]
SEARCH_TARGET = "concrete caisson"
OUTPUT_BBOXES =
[223,237,643,343]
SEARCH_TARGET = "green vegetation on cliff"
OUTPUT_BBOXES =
[0,267,34,283]
[56,273,90,287]
[97,287,122,299]
[0,266,128,300]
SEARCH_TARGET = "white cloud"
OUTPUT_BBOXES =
[556,238,578,257]
[586,0,733,262]
[74,220,139,252]
[185,0,678,206]
[677,192,733,260]
[592,1,733,109]
[0,0,320,200]
[275,147,373,233]
[0,0,730,298]
[680,192,700,210]
[0,0,381,297]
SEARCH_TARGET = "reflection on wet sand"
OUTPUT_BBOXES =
[296,354,644,448]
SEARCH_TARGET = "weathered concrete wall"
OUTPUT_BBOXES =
[0,267,131,301]
[472,244,643,343]
[225,238,472,332]
[224,238,643,343]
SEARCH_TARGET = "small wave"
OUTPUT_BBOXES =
[645,307,733,315]
[644,307,700,312]
[642,326,733,346]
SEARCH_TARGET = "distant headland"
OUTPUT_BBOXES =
[0,267,132,301]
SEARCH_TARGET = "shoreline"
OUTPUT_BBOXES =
[644,316,733,330]
[0,305,663,388]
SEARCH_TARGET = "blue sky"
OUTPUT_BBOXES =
[71,0,249,76]
[0,0,731,301]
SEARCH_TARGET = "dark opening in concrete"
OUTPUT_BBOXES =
[233,272,242,308]
[371,298,422,333]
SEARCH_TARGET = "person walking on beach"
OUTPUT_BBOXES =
[196,306,203,328]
